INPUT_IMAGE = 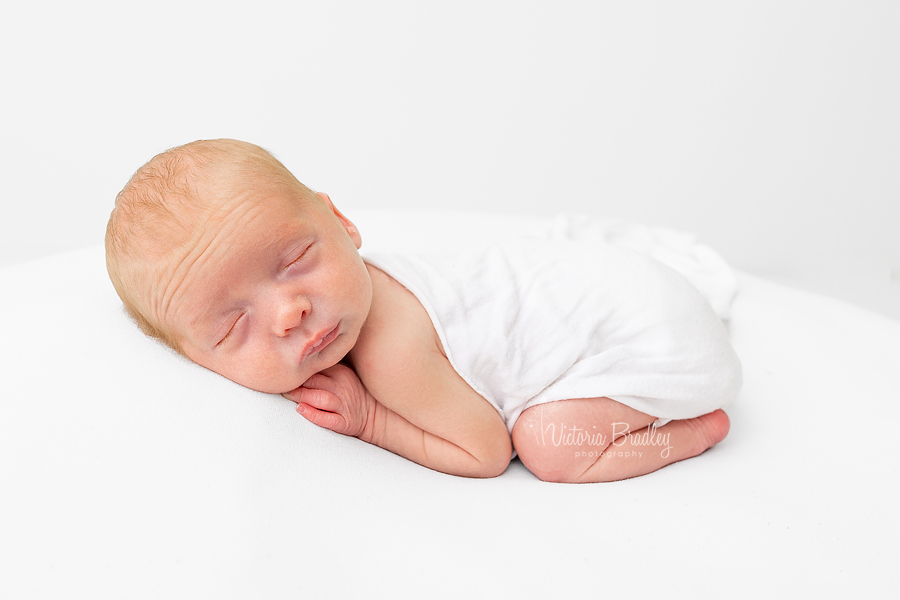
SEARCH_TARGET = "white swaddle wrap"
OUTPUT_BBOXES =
[363,216,742,431]
[538,213,739,320]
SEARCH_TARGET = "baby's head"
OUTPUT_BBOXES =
[106,139,372,393]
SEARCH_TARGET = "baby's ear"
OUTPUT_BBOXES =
[317,192,362,249]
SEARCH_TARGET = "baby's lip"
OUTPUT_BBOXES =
[300,324,339,362]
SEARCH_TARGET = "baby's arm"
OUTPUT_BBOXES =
[286,356,511,478]
[285,263,512,478]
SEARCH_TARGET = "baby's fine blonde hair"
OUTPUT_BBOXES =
[105,139,315,353]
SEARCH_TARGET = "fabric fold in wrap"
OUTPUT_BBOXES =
[536,213,738,320]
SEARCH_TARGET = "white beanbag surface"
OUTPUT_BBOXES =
[1,210,897,599]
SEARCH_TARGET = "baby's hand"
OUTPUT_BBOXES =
[282,363,376,439]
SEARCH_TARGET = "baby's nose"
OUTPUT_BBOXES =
[273,295,310,336]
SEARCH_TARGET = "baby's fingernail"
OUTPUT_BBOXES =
[296,404,306,414]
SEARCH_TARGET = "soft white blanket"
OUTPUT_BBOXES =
[1,210,897,599]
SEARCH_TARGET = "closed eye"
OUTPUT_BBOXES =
[285,243,313,271]
[216,314,243,347]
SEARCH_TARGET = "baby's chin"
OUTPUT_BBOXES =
[236,374,308,396]
[211,367,306,396]
[232,357,350,396]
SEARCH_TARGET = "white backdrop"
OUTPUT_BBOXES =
[2,0,898,319]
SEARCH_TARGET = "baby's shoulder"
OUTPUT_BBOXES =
[349,263,446,389]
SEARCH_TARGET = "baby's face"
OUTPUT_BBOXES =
[153,190,372,394]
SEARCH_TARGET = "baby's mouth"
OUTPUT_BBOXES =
[301,324,339,362]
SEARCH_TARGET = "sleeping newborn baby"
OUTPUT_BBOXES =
[105,139,742,483]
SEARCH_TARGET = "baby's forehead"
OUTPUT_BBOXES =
[172,188,316,258]
[128,149,318,258]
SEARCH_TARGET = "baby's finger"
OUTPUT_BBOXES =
[281,384,310,403]
[296,402,348,433]
[298,371,342,396]
[282,382,334,406]
[290,387,344,414]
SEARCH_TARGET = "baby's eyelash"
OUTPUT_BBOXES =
[285,244,312,269]
[216,315,242,347]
